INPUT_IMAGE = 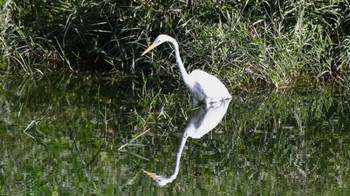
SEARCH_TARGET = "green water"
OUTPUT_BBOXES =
[0,74,349,195]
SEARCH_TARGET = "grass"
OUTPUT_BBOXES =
[0,1,350,90]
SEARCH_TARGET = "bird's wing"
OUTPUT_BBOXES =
[189,69,229,101]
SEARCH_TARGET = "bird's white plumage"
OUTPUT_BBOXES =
[142,34,231,106]
[186,69,231,105]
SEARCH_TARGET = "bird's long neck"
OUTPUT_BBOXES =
[169,38,190,83]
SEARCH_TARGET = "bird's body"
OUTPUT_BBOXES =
[142,34,231,106]
[185,69,231,105]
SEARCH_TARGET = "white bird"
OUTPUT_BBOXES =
[141,34,231,106]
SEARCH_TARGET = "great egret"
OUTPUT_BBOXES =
[142,34,231,106]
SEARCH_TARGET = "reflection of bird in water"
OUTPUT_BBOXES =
[143,100,231,186]
[142,34,231,107]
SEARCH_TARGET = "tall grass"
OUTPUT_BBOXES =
[183,1,350,89]
[1,0,349,89]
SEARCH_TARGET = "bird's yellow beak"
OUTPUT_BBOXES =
[141,41,159,56]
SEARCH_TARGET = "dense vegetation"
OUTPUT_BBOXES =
[1,0,350,89]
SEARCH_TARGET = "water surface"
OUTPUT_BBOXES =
[0,74,349,195]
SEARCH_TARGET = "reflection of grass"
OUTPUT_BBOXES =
[118,129,149,152]
[220,91,350,194]
[1,1,350,89]
[0,75,349,194]
[22,116,46,139]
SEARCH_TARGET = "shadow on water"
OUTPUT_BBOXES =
[142,100,230,186]
[0,74,349,195]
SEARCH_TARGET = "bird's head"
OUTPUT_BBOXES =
[141,34,172,56]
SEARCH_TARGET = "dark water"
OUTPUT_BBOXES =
[1,74,349,195]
